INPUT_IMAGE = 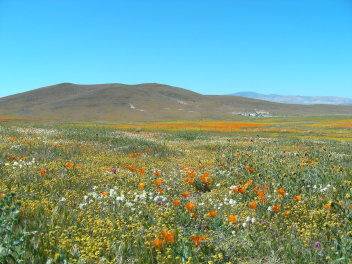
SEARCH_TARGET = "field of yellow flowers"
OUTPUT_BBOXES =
[0,117,351,263]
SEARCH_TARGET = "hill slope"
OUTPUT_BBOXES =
[1,83,352,121]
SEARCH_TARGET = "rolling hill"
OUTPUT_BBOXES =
[1,83,352,121]
[230,92,352,105]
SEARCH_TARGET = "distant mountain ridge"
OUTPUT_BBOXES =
[1,83,352,121]
[229,92,352,105]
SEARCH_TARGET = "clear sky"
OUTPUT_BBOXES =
[0,0,351,98]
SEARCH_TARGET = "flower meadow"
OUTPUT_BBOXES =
[0,119,351,264]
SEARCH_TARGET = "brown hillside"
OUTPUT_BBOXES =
[0,83,352,121]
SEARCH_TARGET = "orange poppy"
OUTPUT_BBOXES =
[123,165,138,172]
[191,212,198,217]
[187,170,196,178]
[154,170,161,176]
[301,157,308,163]
[182,192,191,198]
[293,195,302,201]
[277,189,286,196]
[101,191,109,196]
[233,186,244,193]
[185,202,196,211]
[156,188,164,194]
[0,193,6,198]
[198,164,203,169]
[153,238,164,249]
[248,201,257,210]
[200,174,211,184]
[172,200,181,206]
[130,152,142,157]
[65,162,74,168]
[244,165,254,173]
[208,210,217,218]
[139,167,146,175]
[184,178,195,184]
[138,183,146,189]
[324,203,331,210]
[253,185,260,192]
[228,215,237,224]
[40,169,47,176]
[284,210,291,216]
[238,186,246,193]
[272,204,281,212]
[257,191,267,203]
[190,234,208,246]
[154,178,166,186]
[245,180,253,186]
[162,231,175,243]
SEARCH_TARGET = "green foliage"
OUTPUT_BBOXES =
[0,193,26,263]
[171,131,208,141]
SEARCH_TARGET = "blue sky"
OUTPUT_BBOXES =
[0,0,351,97]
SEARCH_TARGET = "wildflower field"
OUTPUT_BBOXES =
[0,116,351,264]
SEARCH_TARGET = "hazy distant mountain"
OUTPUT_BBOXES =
[1,83,352,121]
[230,92,352,105]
